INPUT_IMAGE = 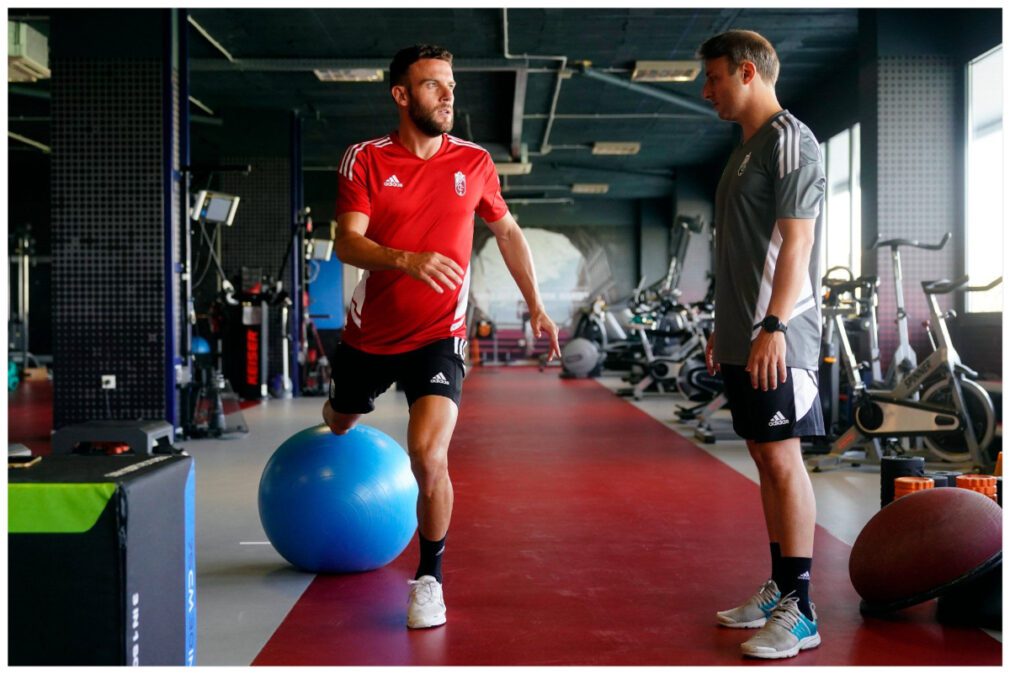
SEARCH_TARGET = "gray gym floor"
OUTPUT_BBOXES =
[185,370,1000,665]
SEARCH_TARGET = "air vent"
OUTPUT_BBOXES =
[592,142,641,156]
[631,60,701,83]
[9,21,50,82]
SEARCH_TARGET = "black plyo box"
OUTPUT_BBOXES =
[8,454,196,665]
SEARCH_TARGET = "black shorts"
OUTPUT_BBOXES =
[328,337,467,414]
[720,364,825,443]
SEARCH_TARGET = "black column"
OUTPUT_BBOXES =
[50,9,184,428]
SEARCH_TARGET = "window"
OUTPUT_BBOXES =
[965,45,1003,313]
[819,124,861,279]
[471,228,587,328]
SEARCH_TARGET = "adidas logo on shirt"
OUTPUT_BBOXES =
[383,175,404,188]
[768,411,789,427]
[430,372,450,386]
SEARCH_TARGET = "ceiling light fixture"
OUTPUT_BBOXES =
[313,68,384,82]
[571,183,609,194]
[494,162,533,176]
[592,142,641,156]
[631,60,701,82]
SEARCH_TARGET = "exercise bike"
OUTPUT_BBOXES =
[873,232,951,389]
[817,274,1001,471]
[816,268,882,441]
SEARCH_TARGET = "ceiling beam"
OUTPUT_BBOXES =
[189,58,548,73]
[511,67,528,159]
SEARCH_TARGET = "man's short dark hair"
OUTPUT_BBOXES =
[389,44,454,89]
[697,30,779,86]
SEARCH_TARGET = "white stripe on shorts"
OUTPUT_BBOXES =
[791,367,818,419]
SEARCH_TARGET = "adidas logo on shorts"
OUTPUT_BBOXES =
[383,174,404,188]
[768,411,789,427]
[430,372,450,385]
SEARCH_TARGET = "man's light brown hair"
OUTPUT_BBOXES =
[697,30,780,86]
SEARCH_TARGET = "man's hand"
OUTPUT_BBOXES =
[746,330,788,390]
[401,251,464,294]
[530,307,561,362]
[705,331,720,375]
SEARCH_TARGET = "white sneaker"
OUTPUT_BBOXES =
[407,575,446,629]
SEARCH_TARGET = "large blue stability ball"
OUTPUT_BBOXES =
[191,335,211,355]
[258,424,418,573]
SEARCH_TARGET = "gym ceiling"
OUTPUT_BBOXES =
[10,8,859,201]
[187,8,858,201]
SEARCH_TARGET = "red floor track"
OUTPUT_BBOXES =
[8,380,54,455]
[251,368,997,665]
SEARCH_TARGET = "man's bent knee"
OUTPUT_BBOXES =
[410,450,449,497]
[322,401,360,435]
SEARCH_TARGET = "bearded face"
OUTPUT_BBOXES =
[407,90,454,137]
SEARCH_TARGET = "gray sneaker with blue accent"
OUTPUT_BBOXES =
[716,579,781,629]
[740,594,820,659]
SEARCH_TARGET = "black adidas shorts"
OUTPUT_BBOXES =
[720,364,825,443]
[328,337,466,413]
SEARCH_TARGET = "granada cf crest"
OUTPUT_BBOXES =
[454,171,466,197]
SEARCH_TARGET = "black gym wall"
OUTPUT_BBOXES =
[49,9,184,428]
[189,108,296,390]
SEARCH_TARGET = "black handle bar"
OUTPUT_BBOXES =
[870,232,951,251]
[822,275,879,295]
[921,275,1002,295]
[968,276,1004,292]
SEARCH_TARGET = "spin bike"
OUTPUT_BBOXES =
[816,273,1001,471]
[817,269,882,440]
[874,232,951,389]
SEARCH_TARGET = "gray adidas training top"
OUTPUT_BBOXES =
[712,109,826,370]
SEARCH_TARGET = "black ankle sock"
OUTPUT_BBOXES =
[770,542,782,586]
[778,556,813,620]
[415,534,446,584]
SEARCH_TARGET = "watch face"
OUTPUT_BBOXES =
[762,316,784,332]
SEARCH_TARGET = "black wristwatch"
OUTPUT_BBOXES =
[755,314,788,334]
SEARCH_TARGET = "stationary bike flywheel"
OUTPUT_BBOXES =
[920,378,996,464]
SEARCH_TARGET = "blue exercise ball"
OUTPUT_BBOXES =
[191,336,211,355]
[258,424,418,573]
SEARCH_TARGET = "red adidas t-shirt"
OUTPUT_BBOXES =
[336,132,509,354]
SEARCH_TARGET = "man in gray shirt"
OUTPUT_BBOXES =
[698,30,825,659]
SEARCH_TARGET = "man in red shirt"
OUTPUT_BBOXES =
[322,44,561,629]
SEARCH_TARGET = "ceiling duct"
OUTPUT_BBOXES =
[8,21,50,82]
[576,63,716,119]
